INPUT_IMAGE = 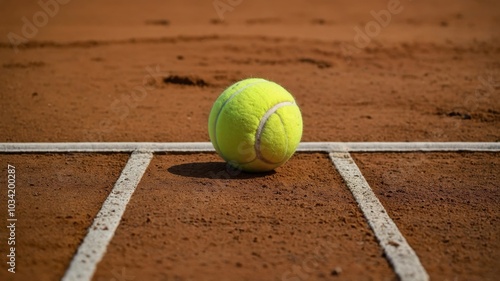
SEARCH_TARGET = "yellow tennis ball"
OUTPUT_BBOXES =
[208,78,303,172]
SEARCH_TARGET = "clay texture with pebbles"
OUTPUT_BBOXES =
[1,36,498,143]
[0,0,498,280]
[1,1,498,143]
[353,153,500,280]
[93,153,396,281]
[0,154,129,281]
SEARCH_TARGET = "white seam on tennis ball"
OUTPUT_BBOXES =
[255,101,295,164]
[275,111,289,164]
[212,79,268,157]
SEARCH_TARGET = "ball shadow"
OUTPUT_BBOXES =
[167,162,275,179]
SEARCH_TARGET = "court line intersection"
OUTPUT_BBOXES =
[2,142,498,280]
[62,151,153,281]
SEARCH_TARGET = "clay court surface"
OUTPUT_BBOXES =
[0,0,499,280]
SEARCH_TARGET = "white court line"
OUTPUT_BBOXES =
[330,152,429,281]
[62,151,153,281]
[0,142,499,153]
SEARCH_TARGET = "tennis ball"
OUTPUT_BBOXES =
[208,78,303,172]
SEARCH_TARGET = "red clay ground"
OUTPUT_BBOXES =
[93,153,395,281]
[0,36,498,143]
[0,0,499,280]
[353,153,500,280]
[0,1,499,143]
[0,154,129,281]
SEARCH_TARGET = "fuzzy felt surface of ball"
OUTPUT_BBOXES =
[208,78,303,172]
